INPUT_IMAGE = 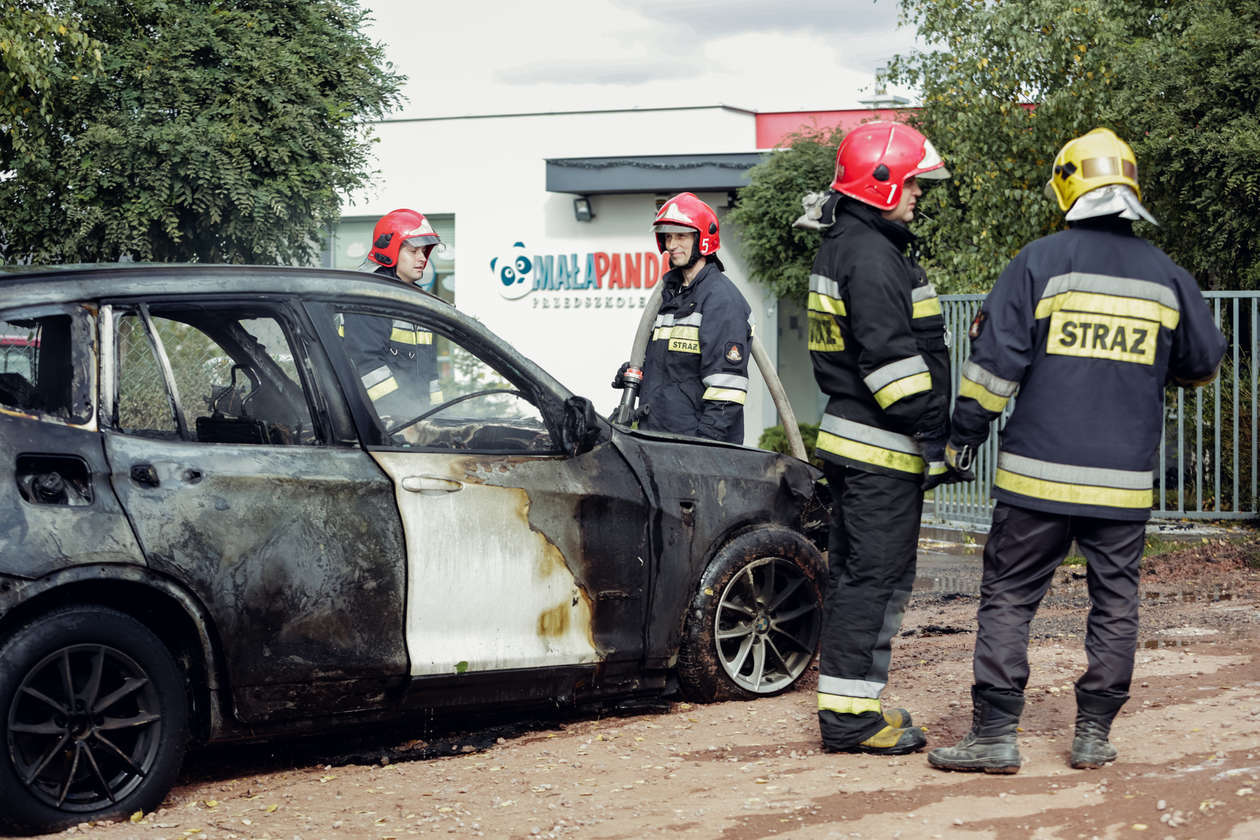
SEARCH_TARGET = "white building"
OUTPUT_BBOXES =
[329,105,896,444]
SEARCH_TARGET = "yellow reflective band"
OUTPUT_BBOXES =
[337,324,345,337]
[994,468,1153,509]
[927,462,948,476]
[912,297,942,319]
[959,375,1011,413]
[1035,290,1179,330]
[808,311,845,352]
[366,376,399,401]
[702,387,747,404]
[390,327,433,345]
[1046,311,1157,365]
[816,430,924,475]
[817,693,883,715]
[872,371,932,409]
[668,338,700,354]
[808,290,847,317]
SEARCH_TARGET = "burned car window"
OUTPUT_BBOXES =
[0,309,91,423]
[333,309,557,453]
[113,307,320,445]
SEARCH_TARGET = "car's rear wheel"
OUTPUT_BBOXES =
[0,606,189,835]
[677,527,824,702]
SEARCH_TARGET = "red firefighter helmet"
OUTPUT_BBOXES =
[368,208,442,268]
[651,192,720,255]
[831,121,950,211]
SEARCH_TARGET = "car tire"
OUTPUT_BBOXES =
[0,605,189,835]
[677,527,824,702]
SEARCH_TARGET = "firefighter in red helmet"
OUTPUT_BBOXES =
[804,121,962,755]
[341,209,445,435]
[615,192,752,442]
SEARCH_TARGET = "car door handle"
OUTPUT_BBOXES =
[400,475,463,494]
[129,463,160,488]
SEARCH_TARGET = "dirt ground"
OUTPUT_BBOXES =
[40,537,1260,840]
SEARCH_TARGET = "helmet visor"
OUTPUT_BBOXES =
[915,139,950,180]
[402,234,441,249]
[1080,156,1138,181]
[652,223,695,234]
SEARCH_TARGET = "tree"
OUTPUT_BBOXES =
[1106,0,1260,290]
[883,0,1138,292]
[886,0,1260,291]
[1,1,101,165]
[727,127,843,302]
[0,0,402,265]
[733,0,1260,295]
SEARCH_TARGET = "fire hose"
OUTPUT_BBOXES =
[613,282,808,462]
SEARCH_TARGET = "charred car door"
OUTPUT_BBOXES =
[311,300,653,700]
[98,299,408,723]
[0,304,145,578]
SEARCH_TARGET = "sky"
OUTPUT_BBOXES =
[363,0,923,120]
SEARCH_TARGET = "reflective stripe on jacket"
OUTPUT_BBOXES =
[639,261,752,443]
[808,198,950,479]
[951,218,1227,519]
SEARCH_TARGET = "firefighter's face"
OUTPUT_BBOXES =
[395,243,429,284]
[882,176,922,224]
[664,232,697,267]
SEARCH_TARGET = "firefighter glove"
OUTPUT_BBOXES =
[944,440,977,482]
[611,361,631,389]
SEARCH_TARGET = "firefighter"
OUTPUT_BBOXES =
[615,192,752,442]
[928,128,1226,774]
[342,208,445,431]
[807,120,958,754]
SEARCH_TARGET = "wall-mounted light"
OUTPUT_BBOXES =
[573,196,595,222]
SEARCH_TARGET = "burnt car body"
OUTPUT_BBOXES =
[0,265,826,833]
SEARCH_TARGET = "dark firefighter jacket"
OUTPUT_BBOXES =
[808,197,950,480]
[340,266,442,422]
[639,260,752,443]
[951,217,1227,520]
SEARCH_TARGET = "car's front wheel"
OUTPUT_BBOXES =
[677,527,824,702]
[0,606,189,835]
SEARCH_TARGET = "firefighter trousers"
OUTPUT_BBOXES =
[974,503,1145,697]
[817,462,922,748]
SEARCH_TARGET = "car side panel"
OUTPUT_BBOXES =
[102,435,410,722]
[611,433,820,665]
[372,440,651,678]
[0,418,144,579]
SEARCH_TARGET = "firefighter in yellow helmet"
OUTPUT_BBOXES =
[928,128,1225,774]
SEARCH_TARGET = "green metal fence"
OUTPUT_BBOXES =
[934,291,1260,527]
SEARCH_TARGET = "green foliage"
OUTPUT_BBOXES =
[885,0,1136,292]
[0,0,403,265]
[733,0,1260,296]
[887,0,1260,292]
[1106,0,1260,290]
[1,1,102,165]
[757,422,821,467]
[727,128,844,302]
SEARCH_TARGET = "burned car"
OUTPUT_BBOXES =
[0,265,826,833]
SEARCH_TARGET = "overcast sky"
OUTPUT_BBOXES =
[363,0,922,119]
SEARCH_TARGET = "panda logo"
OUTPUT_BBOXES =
[491,242,533,300]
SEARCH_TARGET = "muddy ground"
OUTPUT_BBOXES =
[41,535,1260,840]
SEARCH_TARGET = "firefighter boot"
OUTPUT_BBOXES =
[849,720,927,755]
[1070,687,1126,769]
[884,707,913,728]
[928,687,1024,774]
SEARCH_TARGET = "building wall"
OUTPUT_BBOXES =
[342,106,796,444]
